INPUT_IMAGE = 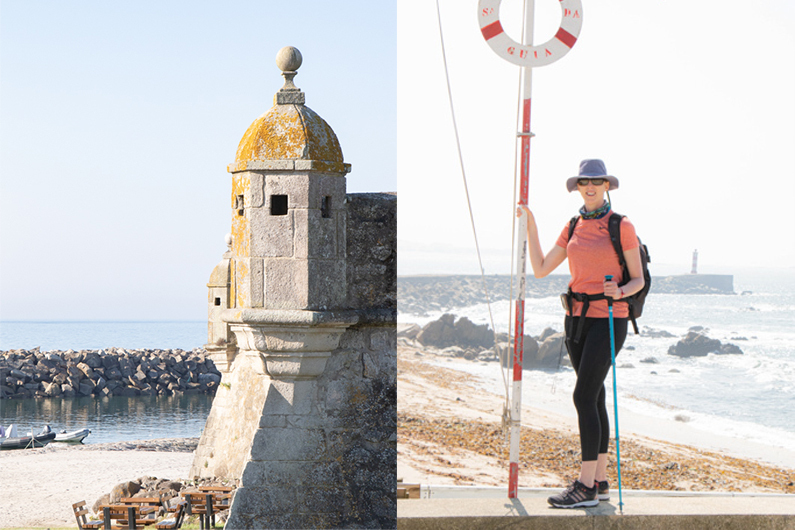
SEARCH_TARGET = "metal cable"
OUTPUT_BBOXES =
[434,0,505,397]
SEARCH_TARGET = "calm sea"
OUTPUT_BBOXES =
[0,394,213,444]
[0,321,206,352]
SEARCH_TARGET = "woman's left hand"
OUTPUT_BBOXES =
[603,278,620,299]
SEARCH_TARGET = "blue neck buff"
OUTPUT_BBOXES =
[580,200,611,220]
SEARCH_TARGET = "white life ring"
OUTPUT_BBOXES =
[478,0,583,67]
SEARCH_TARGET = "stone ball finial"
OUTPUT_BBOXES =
[225,233,233,249]
[276,46,302,73]
[274,46,305,105]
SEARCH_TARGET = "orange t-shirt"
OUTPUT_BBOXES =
[555,212,639,318]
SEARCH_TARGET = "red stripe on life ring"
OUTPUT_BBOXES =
[555,27,577,49]
[481,20,504,41]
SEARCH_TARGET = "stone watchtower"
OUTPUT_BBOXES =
[192,47,397,529]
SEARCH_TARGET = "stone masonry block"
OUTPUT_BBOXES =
[231,173,250,209]
[293,160,313,171]
[293,209,336,259]
[248,172,264,208]
[232,485,346,515]
[235,257,251,308]
[369,329,395,352]
[308,259,345,309]
[285,414,326,429]
[291,209,310,259]
[259,379,314,416]
[250,258,264,308]
[240,160,294,171]
[264,173,310,209]
[240,461,343,488]
[258,416,288,428]
[336,211,347,259]
[249,427,326,461]
[324,379,353,413]
[317,174,346,207]
[249,208,294,258]
[264,259,307,309]
[225,512,342,530]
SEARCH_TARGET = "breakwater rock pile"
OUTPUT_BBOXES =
[0,348,221,399]
[399,275,570,316]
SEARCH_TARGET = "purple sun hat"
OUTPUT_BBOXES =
[566,159,619,192]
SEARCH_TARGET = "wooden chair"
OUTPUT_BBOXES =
[72,500,103,530]
[183,492,215,530]
[155,500,186,529]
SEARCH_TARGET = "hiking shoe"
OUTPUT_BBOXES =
[597,480,610,501]
[547,480,598,508]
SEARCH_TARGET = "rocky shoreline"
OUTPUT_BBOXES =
[399,314,745,370]
[0,347,222,399]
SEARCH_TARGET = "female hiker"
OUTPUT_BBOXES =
[517,159,645,508]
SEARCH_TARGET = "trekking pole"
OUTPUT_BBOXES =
[605,275,624,514]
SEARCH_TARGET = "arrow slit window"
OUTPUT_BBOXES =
[321,196,331,218]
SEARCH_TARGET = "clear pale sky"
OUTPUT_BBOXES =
[0,1,396,321]
[2,1,793,323]
[398,0,795,276]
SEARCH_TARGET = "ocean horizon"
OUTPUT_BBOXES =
[0,320,207,352]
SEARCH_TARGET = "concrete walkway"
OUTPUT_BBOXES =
[398,487,795,529]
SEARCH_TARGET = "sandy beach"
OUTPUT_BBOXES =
[397,335,795,494]
[0,440,195,528]
[2,335,792,528]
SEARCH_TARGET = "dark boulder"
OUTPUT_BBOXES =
[668,332,723,357]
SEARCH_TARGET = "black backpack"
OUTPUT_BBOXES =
[568,213,651,334]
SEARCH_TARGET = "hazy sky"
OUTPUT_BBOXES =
[398,0,795,276]
[0,1,396,321]
[2,1,793,323]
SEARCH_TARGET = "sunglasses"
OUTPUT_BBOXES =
[577,178,606,186]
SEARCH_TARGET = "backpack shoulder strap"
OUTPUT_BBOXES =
[568,216,579,242]
[608,212,626,268]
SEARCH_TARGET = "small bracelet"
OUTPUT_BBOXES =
[619,288,624,299]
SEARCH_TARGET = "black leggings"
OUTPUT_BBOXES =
[565,316,627,461]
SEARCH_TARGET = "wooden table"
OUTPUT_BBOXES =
[97,504,155,530]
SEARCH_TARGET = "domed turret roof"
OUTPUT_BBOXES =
[229,104,345,173]
[228,47,349,174]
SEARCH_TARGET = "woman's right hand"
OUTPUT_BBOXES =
[516,204,537,229]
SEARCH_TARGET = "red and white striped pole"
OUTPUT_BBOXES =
[508,0,535,499]
[478,0,583,498]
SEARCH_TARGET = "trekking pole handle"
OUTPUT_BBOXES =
[605,275,614,306]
